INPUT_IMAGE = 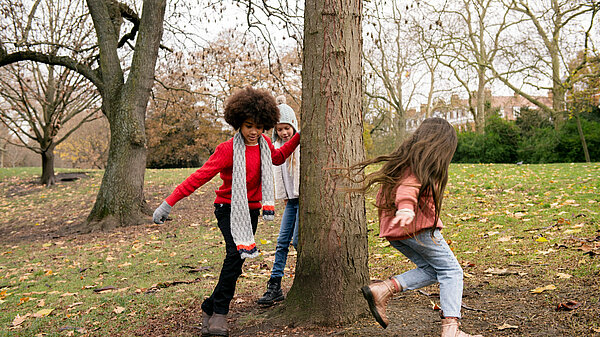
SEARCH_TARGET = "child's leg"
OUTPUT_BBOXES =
[390,229,463,318]
[389,240,439,290]
[291,207,299,249]
[271,198,299,278]
[201,204,259,315]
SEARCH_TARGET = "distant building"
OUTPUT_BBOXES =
[406,89,554,132]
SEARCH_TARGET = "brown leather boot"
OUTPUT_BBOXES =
[361,278,402,328]
[441,318,483,337]
[207,313,229,336]
[200,311,211,336]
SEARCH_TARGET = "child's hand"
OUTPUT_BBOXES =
[153,201,172,224]
[392,209,415,227]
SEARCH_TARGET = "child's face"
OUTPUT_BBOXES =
[275,123,294,142]
[240,119,264,145]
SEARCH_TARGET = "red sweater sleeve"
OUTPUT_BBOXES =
[394,172,421,211]
[265,132,300,165]
[165,141,232,206]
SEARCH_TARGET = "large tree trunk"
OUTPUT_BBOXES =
[82,0,166,231]
[40,148,56,186]
[86,99,148,230]
[283,0,369,325]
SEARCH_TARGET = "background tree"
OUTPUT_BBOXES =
[0,0,101,185]
[492,0,599,125]
[145,29,302,169]
[0,0,167,230]
[421,0,513,132]
[363,0,427,143]
[284,0,369,325]
[55,116,109,169]
[0,122,10,167]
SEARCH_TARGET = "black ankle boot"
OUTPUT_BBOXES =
[257,277,284,305]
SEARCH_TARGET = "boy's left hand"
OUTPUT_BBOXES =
[153,201,172,224]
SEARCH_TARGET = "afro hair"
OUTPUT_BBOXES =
[224,86,280,130]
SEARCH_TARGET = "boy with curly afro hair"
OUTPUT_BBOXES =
[152,86,300,336]
[224,86,280,130]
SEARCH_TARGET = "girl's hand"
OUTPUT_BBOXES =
[392,209,415,227]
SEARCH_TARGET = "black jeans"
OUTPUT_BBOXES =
[201,203,259,315]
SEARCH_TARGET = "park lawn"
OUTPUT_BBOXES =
[0,163,598,336]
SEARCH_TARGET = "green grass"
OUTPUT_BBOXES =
[0,163,599,335]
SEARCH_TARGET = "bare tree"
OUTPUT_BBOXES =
[0,63,101,185]
[0,122,10,168]
[0,0,167,230]
[0,0,101,185]
[420,0,514,132]
[363,0,427,140]
[283,0,369,325]
[493,0,599,126]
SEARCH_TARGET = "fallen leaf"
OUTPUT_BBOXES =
[12,313,30,326]
[535,236,548,243]
[114,306,126,314]
[37,299,45,307]
[93,286,117,293]
[531,284,557,293]
[484,268,517,276]
[429,300,441,310]
[556,300,581,311]
[497,323,518,330]
[33,308,54,318]
[556,273,572,279]
[61,292,78,297]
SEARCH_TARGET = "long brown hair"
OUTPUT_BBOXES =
[348,117,457,226]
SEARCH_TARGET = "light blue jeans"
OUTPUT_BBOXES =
[271,198,299,278]
[390,228,464,318]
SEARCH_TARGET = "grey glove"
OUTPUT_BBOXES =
[153,201,172,224]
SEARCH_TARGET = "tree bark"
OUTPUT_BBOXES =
[283,0,369,325]
[575,114,591,163]
[82,0,166,231]
[40,148,56,186]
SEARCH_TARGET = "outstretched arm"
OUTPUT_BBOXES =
[267,132,300,165]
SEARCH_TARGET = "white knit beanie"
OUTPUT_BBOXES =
[273,95,299,143]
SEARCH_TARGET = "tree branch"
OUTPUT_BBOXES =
[0,51,102,89]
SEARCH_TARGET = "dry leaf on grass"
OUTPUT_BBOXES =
[556,300,581,311]
[497,323,519,330]
[531,284,556,293]
[12,313,30,327]
[556,273,572,279]
[33,308,54,318]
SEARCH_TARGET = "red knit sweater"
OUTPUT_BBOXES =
[165,133,300,209]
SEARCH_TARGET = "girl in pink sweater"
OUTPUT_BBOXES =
[349,118,482,337]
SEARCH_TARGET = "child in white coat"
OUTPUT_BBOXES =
[257,95,301,306]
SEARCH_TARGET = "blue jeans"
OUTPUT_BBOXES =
[271,198,299,278]
[389,229,464,318]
